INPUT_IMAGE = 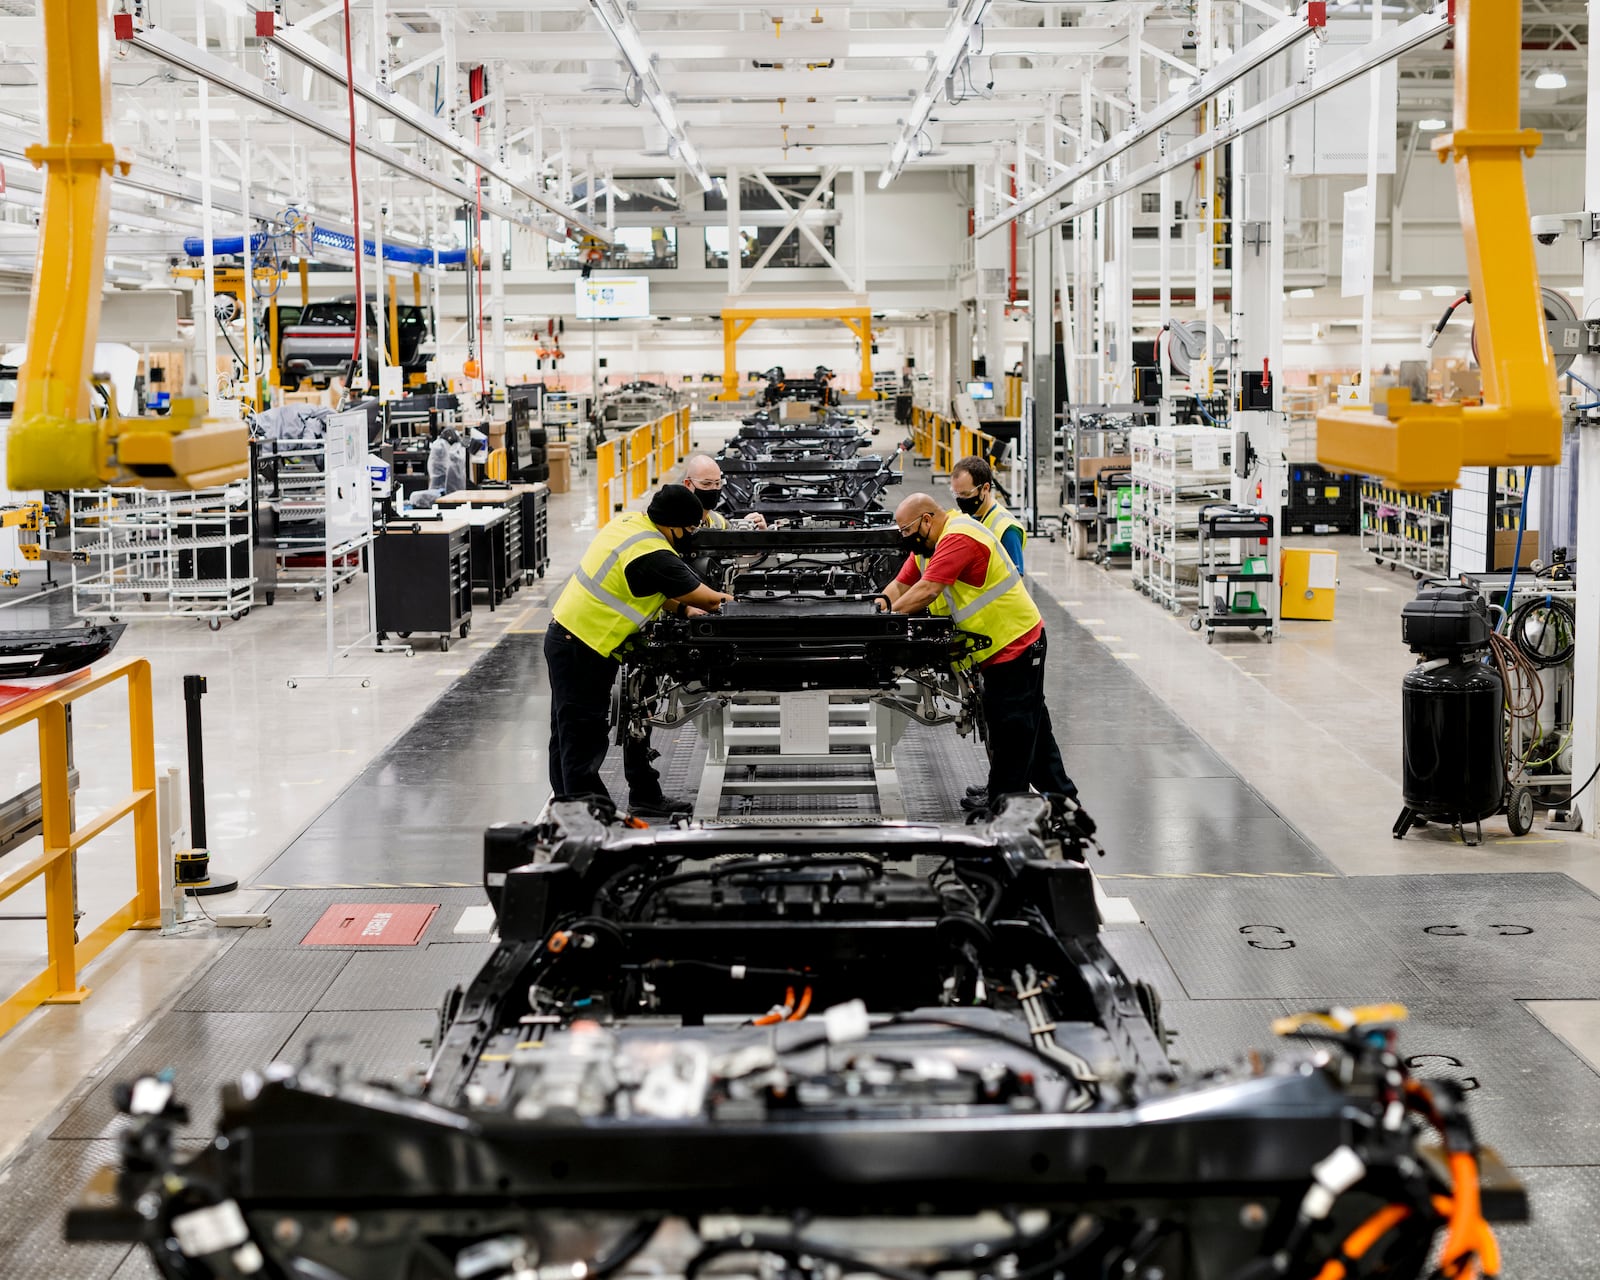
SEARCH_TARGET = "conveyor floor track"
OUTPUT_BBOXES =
[1,598,1596,1275]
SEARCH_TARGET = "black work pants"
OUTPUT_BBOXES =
[544,624,662,806]
[979,630,1077,803]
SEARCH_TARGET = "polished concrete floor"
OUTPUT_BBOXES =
[0,441,1597,1274]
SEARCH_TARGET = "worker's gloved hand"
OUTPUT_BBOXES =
[745,513,769,530]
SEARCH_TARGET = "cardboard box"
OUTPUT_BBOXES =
[1077,453,1131,482]
[1494,527,1539,569]
[547,442,572,494]
[1447,366,1482,400]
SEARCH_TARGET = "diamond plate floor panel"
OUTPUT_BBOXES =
[0,1139,138,1280]
[278,1009,438,1090]
[174,948,351,1013]
[314,941,498,1011]
[51,1011,304,1141]
[1130,878,1435,1000]
[1101,926,1293,1072]
[1496,1166,1600,1279]
[1344,873,1600,998]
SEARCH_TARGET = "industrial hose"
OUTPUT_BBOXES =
[1507,595,1576,669]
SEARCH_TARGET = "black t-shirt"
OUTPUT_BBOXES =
[624,549,702,600]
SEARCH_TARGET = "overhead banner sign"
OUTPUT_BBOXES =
[575,276,650,320]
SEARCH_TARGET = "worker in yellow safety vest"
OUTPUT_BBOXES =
[877,493,1076,815]
[547,484,732,818]
[683,453,768,529]
[951,454,1026,572]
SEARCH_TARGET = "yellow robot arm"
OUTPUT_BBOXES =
[8,0,247,493]
[1317,0,1562,490]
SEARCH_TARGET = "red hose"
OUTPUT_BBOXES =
[341,0,362,365]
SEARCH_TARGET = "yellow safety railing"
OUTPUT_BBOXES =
[955,424,1000,467]
[598,408,694,527]
[1003,373,1024,418]
[627,423,655,500]
[911,406,933,460]
[932,415,955,475]
[0,657,160,1040]
[657,415,678,475]
[596,438,623,527]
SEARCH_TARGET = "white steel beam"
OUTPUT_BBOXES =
[1029,6,1452,237]
[978,3,1321,239]
[121,23,580,240]
[265,23,607,239]
[453,27,1121,62]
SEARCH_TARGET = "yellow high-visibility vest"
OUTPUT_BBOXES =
[979,499,1027,569]
[551,511,677,657]
[919,513,1040,665]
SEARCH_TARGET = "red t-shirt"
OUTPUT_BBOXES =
[895,532,1042,666]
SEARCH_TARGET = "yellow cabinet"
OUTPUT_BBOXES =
[1280,548,1337,621]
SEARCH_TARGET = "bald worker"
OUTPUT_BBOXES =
[683,453,767,529]
[880,493,1076,812]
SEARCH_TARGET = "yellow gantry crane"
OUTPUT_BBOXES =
[8,0,248,493]
[1317,0,1563,491]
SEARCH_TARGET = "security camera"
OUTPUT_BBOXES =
[1531,212,1590,245]
[1532,215,1566,245]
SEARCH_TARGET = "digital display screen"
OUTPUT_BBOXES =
[966,380,995,400]
[575,276,650,320]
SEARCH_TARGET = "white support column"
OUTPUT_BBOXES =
[1358,0,1382,390]
[1230,33,1288,541]
[1028,222,1054,527]
[430,198,443,380]
[726,165,742,294]
[240,140,257,404]
[1570,0,1600,833]
[196,0,219,412]
[491,213,506,388]
[852,167,867,296]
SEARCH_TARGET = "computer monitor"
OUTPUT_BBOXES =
[966,379,995,401]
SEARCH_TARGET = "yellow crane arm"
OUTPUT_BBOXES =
[1316,0,1562,491]
[8,0,247,492]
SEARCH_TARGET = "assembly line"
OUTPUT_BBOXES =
[0,0,1598,1277]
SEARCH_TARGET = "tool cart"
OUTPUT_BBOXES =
[1191,504,1276,644]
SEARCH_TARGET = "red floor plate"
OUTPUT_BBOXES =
[300,902,438,947]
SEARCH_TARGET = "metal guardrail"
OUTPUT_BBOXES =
[598,408,694,527]
[0,657,160,1040]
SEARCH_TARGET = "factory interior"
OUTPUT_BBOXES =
[0,0,1598,1276]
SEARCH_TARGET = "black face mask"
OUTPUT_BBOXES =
[900,522,931,557]
[954,493,984,517]
[693,487,723,512]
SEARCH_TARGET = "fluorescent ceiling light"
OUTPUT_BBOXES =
[1431,285,1458,297]
[1398,289,1422,301]
[1288,288,1315,299]
[1418,117,1447,131]
[1168,73,1196,96]
[1565,286,1586,297]
[585,0,713,192]
[877,0,992,189]
[1535,69,1567,90]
